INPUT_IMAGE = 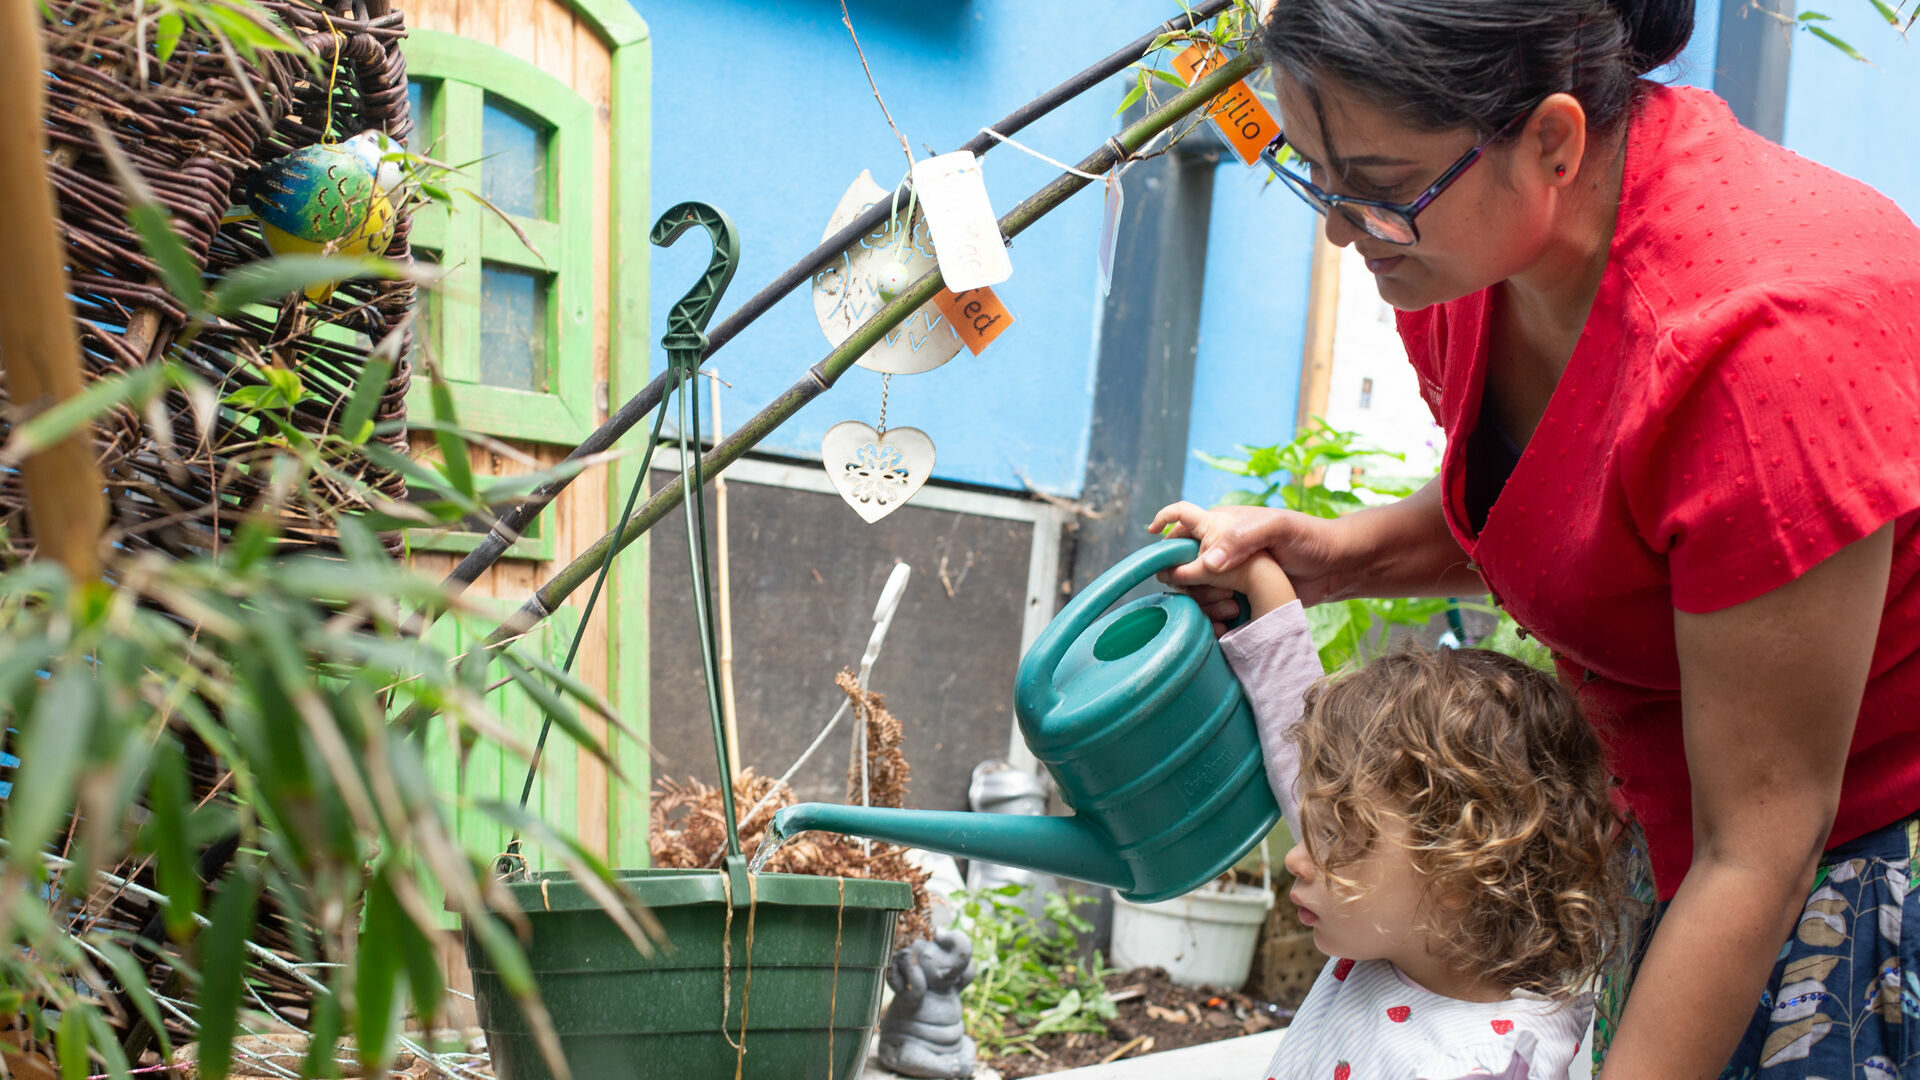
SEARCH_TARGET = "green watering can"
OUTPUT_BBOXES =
[773,539,1280,903]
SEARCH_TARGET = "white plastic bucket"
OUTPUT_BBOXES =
[1110,881,1275,989]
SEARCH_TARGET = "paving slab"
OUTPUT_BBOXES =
[860,1017,1592,1079]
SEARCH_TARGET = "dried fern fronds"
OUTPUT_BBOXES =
[648,670,934,943]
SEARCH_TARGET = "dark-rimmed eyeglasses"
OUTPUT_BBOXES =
[1259,108,1533,246]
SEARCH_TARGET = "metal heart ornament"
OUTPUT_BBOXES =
[822,422,936,524]
[812,171,964,375]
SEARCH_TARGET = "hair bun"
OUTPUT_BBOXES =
[1611,0,1696,73]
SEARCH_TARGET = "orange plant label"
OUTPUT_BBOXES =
[1172,44,1279,167]
[933,287,1014,356]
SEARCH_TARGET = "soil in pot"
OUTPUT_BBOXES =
[985,967,1292,1079]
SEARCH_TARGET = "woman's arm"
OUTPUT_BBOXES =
[1150,476,1482,618]
[1596,524,1893,1080]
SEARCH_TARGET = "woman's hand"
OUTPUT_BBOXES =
[1148,502,1355,612]
[1148,503,1300,633]
[1148,476,1482,617]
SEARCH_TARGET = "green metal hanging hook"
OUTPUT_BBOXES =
[500,203,742,883]
[651,201,750,879]
[652,201,740,371]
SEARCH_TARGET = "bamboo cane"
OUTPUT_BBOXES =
[387,51,1259,739]
[707,370,741,781]
[424,0,1236,614]
[0,0,107,585]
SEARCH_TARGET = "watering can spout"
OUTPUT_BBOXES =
[772,804,1135,894]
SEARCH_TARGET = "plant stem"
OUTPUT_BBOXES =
[389,50,1258,737]
[0,0,107,584]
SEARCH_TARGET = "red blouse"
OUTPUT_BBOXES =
[1396,84,1920,899]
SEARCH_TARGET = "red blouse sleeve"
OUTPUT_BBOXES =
[1622,285,1920,613]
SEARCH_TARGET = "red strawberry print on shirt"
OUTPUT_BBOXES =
[1334,958,1356,981]
[1387,1005,1412,1023]
[1491,1020,1514,1035]
[1333,1063,1351,1080]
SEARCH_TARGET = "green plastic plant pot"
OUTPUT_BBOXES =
[466,868,913,1080]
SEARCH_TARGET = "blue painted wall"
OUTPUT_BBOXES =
[1180,169,1319,510]
[637,0,1908,507]
[1782,4,1920,218]
[638,0,1208,497]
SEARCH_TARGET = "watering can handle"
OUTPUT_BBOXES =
[1024,538,1203,712]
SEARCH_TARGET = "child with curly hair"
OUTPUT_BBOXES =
[1151,503,1629,1080]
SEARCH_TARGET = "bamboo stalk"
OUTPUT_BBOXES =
[0,0,107,584]
[1296,221,1342,430]
[426,0,1236,612]
[707,372,741,782]
[382,54,1263,743]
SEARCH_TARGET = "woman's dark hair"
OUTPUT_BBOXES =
[1258,0,1694,142]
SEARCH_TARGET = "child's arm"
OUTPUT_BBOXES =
[1151,504,1320,834]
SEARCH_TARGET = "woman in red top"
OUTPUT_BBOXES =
[1155,0,1920,1076]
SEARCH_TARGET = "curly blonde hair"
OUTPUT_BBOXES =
[1292,647,1626,996]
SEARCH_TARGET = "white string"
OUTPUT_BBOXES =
[980,127,1104,180]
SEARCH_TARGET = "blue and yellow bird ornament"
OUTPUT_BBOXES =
[229,130,406,300]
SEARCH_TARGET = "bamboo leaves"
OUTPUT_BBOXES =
[1800,11,1872,62]
[0,508,626,1077]
[7,670,96,869]
[338,354,394,447]
[195,867,261,1080]
[1798,3,1913,62]
[353,873,406,1076]
[144,739,201,942]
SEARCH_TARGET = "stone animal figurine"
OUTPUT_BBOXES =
[876,930,977,1079]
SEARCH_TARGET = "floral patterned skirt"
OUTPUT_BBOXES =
[1601,815,1920,1078]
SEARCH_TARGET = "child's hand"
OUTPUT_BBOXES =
[1149,502,1297,633]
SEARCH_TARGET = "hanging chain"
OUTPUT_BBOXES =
[877,373,892,437]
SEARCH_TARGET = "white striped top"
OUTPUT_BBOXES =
[1261,957,1591,1079]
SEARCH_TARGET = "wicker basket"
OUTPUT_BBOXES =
[19,0,416,568]
[26,0,418,1054]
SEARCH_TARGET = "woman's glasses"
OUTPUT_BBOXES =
[1259,109,1532,246]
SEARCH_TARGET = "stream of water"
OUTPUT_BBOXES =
[747,823,792,873]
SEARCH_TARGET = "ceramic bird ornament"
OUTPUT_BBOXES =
[233,130,406,299]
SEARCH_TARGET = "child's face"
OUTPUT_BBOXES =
[1283,803,1434,966]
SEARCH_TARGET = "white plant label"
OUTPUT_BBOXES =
[822,421,936,524]
[1099,170,1125,297]
[812,171,964,375]
[911,151,1013,292]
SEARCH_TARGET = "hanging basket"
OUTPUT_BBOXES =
[469,870,912,1080]
[22,0,415,569]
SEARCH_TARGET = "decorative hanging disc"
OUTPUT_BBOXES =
[822,421,936,524]
[812,171,965,375]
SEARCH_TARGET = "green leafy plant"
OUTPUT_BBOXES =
[0,7,640,1076]
[955,883,1118,1060]
[0,347,650,1079]
[1198,418,1552,672]
[1115,0,1261,117]
[1797,1,1915,63]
